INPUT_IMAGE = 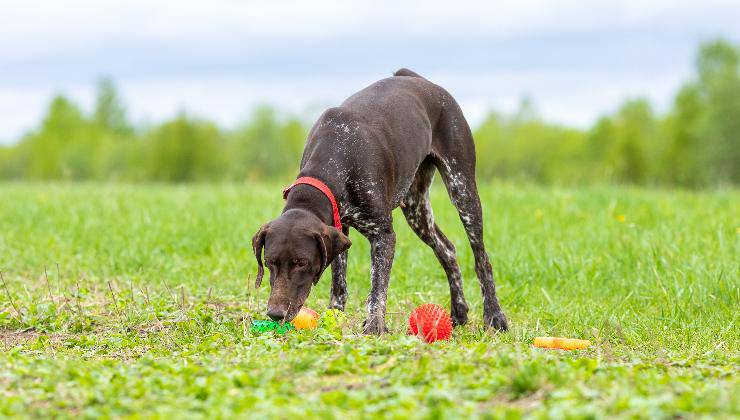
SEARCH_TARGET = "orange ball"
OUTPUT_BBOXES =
[407,303,452,343]
[291,307,319,330]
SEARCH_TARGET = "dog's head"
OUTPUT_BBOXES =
[251,209,351,321]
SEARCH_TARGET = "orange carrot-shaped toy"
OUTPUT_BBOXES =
[533,336,591,350]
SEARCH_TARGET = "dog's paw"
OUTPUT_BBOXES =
[484,311,509,332]
[451,312,468,327]
[362,317,388,335]
[451,302,469,327]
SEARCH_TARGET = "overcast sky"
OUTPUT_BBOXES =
[1,0,739,144]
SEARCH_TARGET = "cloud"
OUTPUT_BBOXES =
[3,0,737,60]
[0,0,738,142]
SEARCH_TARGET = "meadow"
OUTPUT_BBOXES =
[0,182,737,418]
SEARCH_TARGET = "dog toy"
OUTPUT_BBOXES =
[250,320,293,335]
[407,303,452,343]
[291,307,319,330]
[533,336,591,350]
[250,307,320,334]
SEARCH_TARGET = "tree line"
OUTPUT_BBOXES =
[0,39,737,187]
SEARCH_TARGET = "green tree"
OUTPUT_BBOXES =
[474,99,587,183]
[16,95,105,180]
[0,146,18,178]
[586,99,658,184]
[144,113,226,182]
[586,116,617,181]
[695,40,740,184]
[614,99,655,183]
[663,39,740,186]
[92,78,137,179]
[664,85,705,185]
[93,78,133,137]
[229,105,306,181]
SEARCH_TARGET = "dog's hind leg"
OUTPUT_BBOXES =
[329,226,350,311]
[431,100,508,331]
[402,158,469,326]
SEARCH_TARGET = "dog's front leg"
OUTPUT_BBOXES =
[363,228,396,334]
[329,249,348,310]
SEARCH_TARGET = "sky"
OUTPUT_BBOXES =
[1,0,739,144]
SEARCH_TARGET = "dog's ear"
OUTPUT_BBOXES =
[313,226,351,285]
[251,223,271,288]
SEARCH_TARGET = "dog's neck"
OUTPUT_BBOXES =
[282,184,336,228]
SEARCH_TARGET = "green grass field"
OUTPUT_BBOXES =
[0,182,737,418]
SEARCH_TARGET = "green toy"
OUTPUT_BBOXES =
[250,320,294,335]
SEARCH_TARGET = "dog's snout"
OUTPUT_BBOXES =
[267,308,287,321]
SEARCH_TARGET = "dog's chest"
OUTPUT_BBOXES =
[339,205,380,235]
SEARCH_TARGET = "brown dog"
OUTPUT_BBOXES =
[252,69,507,334]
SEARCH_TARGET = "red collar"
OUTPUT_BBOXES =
[283,177,342,231]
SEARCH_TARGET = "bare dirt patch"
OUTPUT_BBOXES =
[0,328,72,348]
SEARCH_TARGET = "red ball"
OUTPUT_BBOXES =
[407,303,453,343]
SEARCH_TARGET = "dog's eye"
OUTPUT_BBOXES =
[292,258,307,268]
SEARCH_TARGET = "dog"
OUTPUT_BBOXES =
[251,68,508,334]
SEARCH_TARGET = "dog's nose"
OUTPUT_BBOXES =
[267,308,287,321]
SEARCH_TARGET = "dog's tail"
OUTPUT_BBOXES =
[393,68,425,78]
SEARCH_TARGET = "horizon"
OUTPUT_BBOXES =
[1,0,739,144]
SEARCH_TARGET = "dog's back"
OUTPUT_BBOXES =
[340,68,447,131]
[392,68,424,78]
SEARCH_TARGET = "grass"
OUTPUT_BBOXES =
[0,182,738,418]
